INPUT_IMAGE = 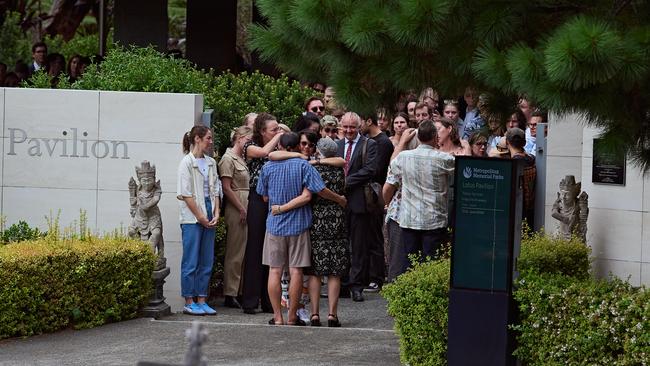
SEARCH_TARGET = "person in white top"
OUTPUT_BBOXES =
[177,125,222,316]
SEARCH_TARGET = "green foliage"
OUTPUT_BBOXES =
[251,0,650,170]
[22,69,72,89]
[0,12,31,68]
[46,31,115,61]
[206,70,315,151]
[512,274,650,365]
[518,228,591,279]
[0,235,154,339]
[1,221,44,244]
[19,45,318,153]
[382,258,450,366]
[73,46,210,93]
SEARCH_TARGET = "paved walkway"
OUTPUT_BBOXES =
[0,292,400,365]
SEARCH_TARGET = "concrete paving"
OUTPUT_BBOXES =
[0,292,400,366]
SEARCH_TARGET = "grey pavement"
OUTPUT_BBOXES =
[0,292,400,366]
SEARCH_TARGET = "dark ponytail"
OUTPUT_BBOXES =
[182,125,210,154]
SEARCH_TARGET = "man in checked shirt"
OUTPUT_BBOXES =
[257,132,346,326]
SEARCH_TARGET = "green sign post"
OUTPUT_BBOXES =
[448,157,522,366]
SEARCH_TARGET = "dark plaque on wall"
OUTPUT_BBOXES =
[592,138,626,185]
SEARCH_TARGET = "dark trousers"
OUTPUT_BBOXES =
[400,227,447,271]
[241,190,271,310]
[386,218,403,282]
[347,211,383,292]
[368,212,385,285]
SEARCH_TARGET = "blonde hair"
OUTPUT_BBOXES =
[242,112,258,126]
[278,123,291,133]
[230,125,253,144]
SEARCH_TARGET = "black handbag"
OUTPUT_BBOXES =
[361,138,385,213]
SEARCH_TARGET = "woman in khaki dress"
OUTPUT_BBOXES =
[218,126,253,308]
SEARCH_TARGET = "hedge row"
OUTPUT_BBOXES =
[381,232,649,365]
[0,236,155,339]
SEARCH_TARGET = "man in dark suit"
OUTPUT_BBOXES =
[360,112,394,292]
[28,42,48,77]
[337,112,378,302]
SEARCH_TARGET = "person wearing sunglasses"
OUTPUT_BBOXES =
[321,115,340,140]
[468,131,488,157]
[305,96,326,118]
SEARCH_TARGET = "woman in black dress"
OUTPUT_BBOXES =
[241,112,283,314]
[305,138,348,327]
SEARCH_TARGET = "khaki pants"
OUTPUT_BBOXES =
[223,191,248,297]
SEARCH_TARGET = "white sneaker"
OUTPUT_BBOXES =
[296,308,310,323]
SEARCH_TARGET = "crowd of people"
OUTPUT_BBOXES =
[177,83,545,327]
[0,41,96,87]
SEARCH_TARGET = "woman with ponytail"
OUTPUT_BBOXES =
[177,125,222,316]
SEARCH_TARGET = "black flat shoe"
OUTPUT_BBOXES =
[310,314,321,327]
[287,319,306,326]
[328,314,341,328]
[352,290,364,302]
[224,296,242,309]
[268,318,282,325]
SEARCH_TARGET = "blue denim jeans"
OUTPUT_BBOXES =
[180,198,216,298]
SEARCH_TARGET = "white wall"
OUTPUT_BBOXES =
[544,114,650,286]
[2,88,204,310]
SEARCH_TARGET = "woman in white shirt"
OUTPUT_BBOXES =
[177,125,222,316]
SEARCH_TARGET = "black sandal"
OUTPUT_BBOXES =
[268,318,282,326]
[328,314,341,328]
[287,318,306,326]
[310,314,321,327]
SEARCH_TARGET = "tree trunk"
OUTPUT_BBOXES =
[42,0,95,41]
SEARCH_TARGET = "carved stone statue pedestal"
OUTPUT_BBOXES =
[141,266,171,319]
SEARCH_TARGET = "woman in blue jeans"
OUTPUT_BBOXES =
[177,125,222,316]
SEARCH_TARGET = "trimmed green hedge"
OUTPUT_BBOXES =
[382,258,450,366]
[518,228,591,279]
[382,232,648,366]
[0,236,154,339]
[513,273,650,365]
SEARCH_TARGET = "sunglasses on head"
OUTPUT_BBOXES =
[324,127,338,133]
[311,106,325,112]
[443,99,458,106]
[300,141,315,148]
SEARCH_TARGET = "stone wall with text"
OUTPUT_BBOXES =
[0,88,203,243]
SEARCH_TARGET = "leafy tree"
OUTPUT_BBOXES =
[250,0,650,169]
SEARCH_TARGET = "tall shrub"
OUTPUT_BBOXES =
[72,46,210,93]
[205,71,316,151]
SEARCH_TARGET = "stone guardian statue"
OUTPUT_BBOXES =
[129,161,166,270]
[128,161,171,318]
[551,175,589,243]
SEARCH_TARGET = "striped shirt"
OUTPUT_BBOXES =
[386,145,455,230]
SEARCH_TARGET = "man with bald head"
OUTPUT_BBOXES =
[337,112,378,302]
